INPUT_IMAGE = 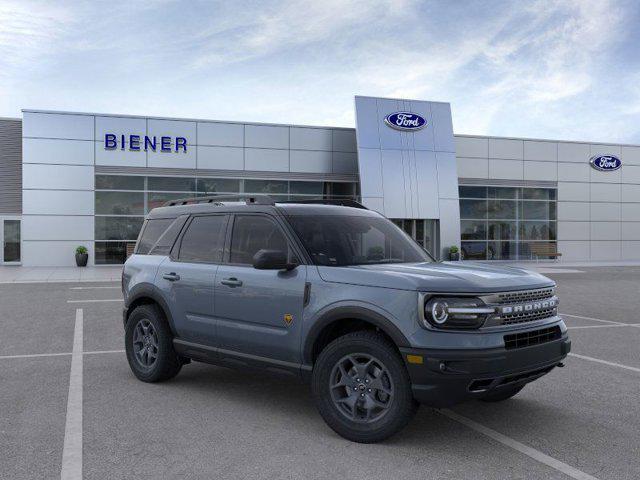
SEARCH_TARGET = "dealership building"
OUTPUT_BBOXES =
[0,95,639,267]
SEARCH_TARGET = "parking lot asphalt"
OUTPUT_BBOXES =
[1,266,639,479]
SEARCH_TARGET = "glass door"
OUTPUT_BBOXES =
[2,218,21,264]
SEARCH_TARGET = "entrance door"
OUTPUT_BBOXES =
[1,218,21,264]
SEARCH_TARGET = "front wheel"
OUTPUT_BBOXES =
[312,331,418,443]
[125,304,182,382]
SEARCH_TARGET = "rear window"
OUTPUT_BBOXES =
[136,218,176,255]
[178,215,227,263]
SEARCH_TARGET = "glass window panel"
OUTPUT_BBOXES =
[519,221,556,240]
[520,201,556,220]
[458,186,487,198]
[461,241,487,260]
[136,218,174,255]
[95,175,144,190]
[488,200,516,219]
[178,215,227,263]
[147,176,196,192]
[518,241,558,260]
[328,182,356,197]
[95,191,144,215]
[196,178,240,194]
[522,188,556,200]
[290,181,324,195]
[95,241,130,265]
[460,199,488,219]
[415,220,425,247]
[95,216,144,241]
[147,193,186,212]
[488,221,517,240]
[244,179,288,194]
[461,220,487,240]
[488,241,518,260]
[230,215,289,264]
[487,187,518,199]
[3,220,20,262]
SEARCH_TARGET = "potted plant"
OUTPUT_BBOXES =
[449,245,460,261]
[75,246,88,267]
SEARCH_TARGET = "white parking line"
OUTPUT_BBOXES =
[569,353,640,373]
[561,313,627,325]
[66,299,122,303]
[0,350,124,360]
[439,409,599,480]
[0,352,71,360]
[61,308,83,480]
[69,286,120,290]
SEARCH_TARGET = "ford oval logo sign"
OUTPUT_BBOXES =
[590,155,622,172]
[384,112,427,131]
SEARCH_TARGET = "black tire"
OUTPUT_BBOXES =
[312,331,418,443]
[480,384,524,402]
[125,304,182,382]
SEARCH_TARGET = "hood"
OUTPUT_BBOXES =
[316,262,554,293]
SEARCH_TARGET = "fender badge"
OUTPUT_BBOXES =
[284,314,293,325]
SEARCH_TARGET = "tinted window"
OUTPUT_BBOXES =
[178,215,227,263]
[95,175,144,190]
[287,214,430,266]
[149,216,188,255]
[95,217,144,241]
[136,218,175,254]
[230,216,289,264]
[95,191,144,215]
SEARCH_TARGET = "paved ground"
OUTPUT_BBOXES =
[1,267,639,479]
[0,266,122,283]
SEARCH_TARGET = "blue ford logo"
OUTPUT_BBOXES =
[384,112,427,131]
[590,155,621,171]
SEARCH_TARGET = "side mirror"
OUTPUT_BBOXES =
[252,249,297,271]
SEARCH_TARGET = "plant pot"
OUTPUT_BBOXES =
[75,253,88,267]
[449,252,460,261]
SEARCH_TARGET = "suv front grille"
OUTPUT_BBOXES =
[501,307,557,325]
[481,287,558,326]
[497,288,555,304]
[504,326,561,349]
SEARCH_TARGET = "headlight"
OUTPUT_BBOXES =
[422,297,495,329]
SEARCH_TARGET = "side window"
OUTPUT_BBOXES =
[149,215,188,255]
[178,215,227,263]
[229,215,289,265]
[136,218,174,254]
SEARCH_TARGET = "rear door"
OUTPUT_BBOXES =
[214,214,307,364]
[157,214,229,346]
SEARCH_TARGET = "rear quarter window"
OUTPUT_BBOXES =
[136,218,177,255]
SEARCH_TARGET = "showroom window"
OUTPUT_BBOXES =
[459,186,557,260]
[94,175,358,264]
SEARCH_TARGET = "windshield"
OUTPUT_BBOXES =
[286,214,433,266]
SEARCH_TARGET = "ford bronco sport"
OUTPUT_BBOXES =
[122,195,570,443]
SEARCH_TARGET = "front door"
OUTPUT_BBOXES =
[156,214,229,345]
[214,214,306,364]
[1,218,21,264]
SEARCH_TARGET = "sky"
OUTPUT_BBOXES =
[1,0,639,143]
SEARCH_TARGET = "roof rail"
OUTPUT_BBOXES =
[163,194,275,207]
[278,199,368,209]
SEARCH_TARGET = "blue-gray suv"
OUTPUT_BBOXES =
[122,195,570,443]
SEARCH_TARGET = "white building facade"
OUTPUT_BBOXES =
[0,95,637,266]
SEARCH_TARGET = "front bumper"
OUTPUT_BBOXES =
[400,334,571,407]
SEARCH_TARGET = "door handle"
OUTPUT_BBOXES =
[221,277,243,287]
[162,272,181,281]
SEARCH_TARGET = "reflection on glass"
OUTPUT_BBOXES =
[95,175,144,190]
[461,241,487,260]
[461,220,486,240]
[95,192,144,215]
[3,220,20,262]
[147,176,196,192]
[488,200,517,219]
[95,217,144,241]
[460,199,488,219]
[488,221,517,240]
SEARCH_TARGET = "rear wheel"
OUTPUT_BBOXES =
[480,384,524,402]
[312,331,418,443]
[125,304,182,382]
